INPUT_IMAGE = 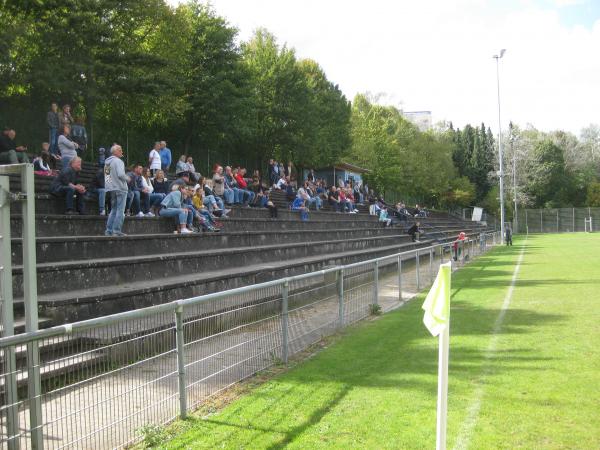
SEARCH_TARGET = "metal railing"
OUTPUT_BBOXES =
[0,231,501,449]
[515,207,600,234]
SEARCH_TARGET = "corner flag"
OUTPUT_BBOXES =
[422,262,451,336]
[422,261,452,450]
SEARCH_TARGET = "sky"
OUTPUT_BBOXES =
[169,0,600,135]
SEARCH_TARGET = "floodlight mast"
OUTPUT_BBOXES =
[493,49,506,243]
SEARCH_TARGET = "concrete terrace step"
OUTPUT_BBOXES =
[25,239,432,324]
[10,227,405,264]
[11,234,413,297]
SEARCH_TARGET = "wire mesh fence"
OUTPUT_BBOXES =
[515,207,600,234]
[0,231,501,449]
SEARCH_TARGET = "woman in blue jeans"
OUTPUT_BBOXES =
[158,185,194,234]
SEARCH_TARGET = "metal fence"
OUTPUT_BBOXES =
[515,207,600,234]
[0,231,501,449]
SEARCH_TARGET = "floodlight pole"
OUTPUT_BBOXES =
[493,49,506,243]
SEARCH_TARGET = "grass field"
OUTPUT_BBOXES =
[153,234,600,449]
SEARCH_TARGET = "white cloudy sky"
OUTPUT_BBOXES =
[170,0,600,134]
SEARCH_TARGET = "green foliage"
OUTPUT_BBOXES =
[443,176,476,208]
[586,182,600,207]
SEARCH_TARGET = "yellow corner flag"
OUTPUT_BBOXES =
[422,262,452,337]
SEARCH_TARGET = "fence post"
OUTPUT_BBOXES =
[21,165,43,449]
[0,176,19,450]
[415,250,421,290]
[373,260,379,305]
[540,209,543,233]
[429,248,434,284]
[337,268,344,327]
[440,244,444,264]
[175,305,187,419]
[573,208,575,232]
[525,209,528,234]
[556,210,559,233]
[397,256,403,302]
[281,279,289,364]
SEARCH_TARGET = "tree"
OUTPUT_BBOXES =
[586,182,600,207]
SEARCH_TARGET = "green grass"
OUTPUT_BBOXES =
[158,234,600,449]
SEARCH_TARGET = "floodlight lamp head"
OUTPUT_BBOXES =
[499,49,506,58]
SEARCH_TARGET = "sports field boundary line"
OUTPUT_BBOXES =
[453,240,527,450]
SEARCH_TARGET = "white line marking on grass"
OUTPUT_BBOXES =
[453,241,526,450]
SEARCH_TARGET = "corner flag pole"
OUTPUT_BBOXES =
[422,261,452,450]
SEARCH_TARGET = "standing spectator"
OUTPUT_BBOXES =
[268,159,279,187]
[125,164,144,217]
[98,147,106,167]
[104,144,129,236]
[49,157,86,215]
[212,165,232,205]
[58,104,74,129]
[186,156,200,182]
[285,161,297,188]
[148,142,161,176]
[0,128,29,164]
[57,125,79,168]
[159,141,172,172]
[47,102,60,158]
[307,169,315,182]
[71,117,87,157]
[89,167,106,215]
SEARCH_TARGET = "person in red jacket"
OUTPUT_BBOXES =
[234,167,255,205]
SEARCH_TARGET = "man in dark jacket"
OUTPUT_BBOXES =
[49,157,86,214]
[125,164,143,216]
[407,221,422,242]
[0,128,29,164]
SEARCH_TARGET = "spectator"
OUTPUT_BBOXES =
[125,164,144,217]
[0,128,29,164]
[58,104,74,129]
[159,185,194,234]
[267,198,278,218]
[212,165,232,205]
[141,167,165,216]
[191,187,221,232]
[148,142,161,176]
[104,144,129,236]
[345,187,359,213]
[291,197,309,221]
[198,176,227,214]
[33,144,55,176]
[170,172,191,191]
[152,170,170,195]
[297,181,321,211]
[47,102,60,158]
[234,167,255,205]
[328,185,341,212]
[307,169,315,183]
[407,221,423,242]
[49,156,86,215]
[452,232,467,260]
[176,155,188,176]
[414,204,426,218]
[285,161,297,188]
[71,117,87,157]
[379,207,392,226]
[275,174,287,190]
[268,159,279,187]
[159,141,172,171]
[57,125,79,168]
[285,178,296,202]
[186,156,200,182]
[98,147,106,167]
[338,188,351,213]
[250,170,268,207]
[225,166,245,204]
[89,167,106,215]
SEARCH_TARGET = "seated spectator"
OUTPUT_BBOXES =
[158,184,194,234]
[170,172,191,191]
[141,167,165,216]
[57,125,79,168]
[89,167,106,215]
[225,165,246,204]
[275,174,287,190]
[33,144,57,176]
[234,167,255,206]
[212,165,232,205]
[0,128,29,164]
[49,157,86,215]
[191,187,221,232]
[297,181,321,211]
[175,155,188,176]
[291,197,309,221]
[198,176,228,215]
[285,178,296,202]
[267,198,278,218]
[338,188,351,213]
[414,204,426,218]
[186,156,200,183]
[345,187,359,213]
[125,165,143,217]
[250,170,268,207]
[407,221,423,242]
[379,207,392,226]
[151,170,170,195]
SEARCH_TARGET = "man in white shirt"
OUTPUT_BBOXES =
[148,142,161,176]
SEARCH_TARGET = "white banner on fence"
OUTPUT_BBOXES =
[472,207,483,222]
